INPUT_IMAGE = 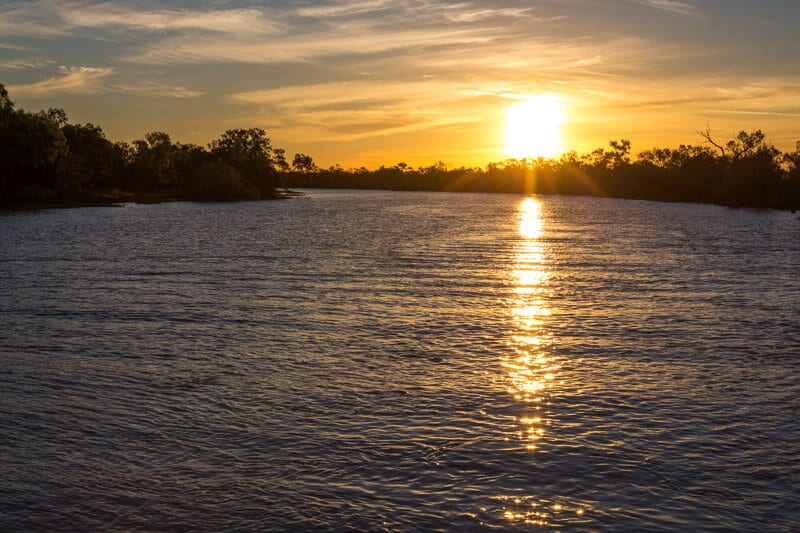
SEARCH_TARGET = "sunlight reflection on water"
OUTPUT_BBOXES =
[500,197,581,526]
[509,198,553,449]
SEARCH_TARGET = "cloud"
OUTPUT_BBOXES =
[587,76,800,127]
[54,3,276,34]
[123,23,494,65]
[442,7,534,23]
[633,0,701,17]
[116,1,570,66]
[0,0,704,84]
[110,81,203,99]
[704,109,800,118]
[231,79,448,109]
[335,115,483,141]
[0,2,67,38]
[295,0,395,18]
[0,57,54,70]
[229,78,486,142]
[8,65,112,96]
[0,1,278,42]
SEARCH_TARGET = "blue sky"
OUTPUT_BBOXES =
[2,0,798,167]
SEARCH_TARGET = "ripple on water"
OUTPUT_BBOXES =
[1,191,799,530]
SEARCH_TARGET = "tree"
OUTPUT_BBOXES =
[0,86,67,194]
[699,128,769,159]
[607,139,632,169]
[0,84,13,112]
[45,108,68,128]
[145,131,171,147]
[273,148,289,172]
[209,128,279,196]
[785,141,800,176]
[711,130,783,206]
[57,123,118,190]
[292,153,317,172]
[726,129,767,159]
[782,141,800,210]
[129,131,178,189]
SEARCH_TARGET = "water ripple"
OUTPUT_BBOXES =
[1,191,798,530]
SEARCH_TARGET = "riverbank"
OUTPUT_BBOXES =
[1,188,302,213]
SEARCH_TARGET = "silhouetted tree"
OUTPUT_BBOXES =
[607,139,632,169]
[722,133,782,207]
[56,123,120,190]
[727,129,768,159]
[0,84,12,112]
[782,141,800,209]
[0,86,67,195]
[45,108,68,128]
[209,128,279,196]
[785,141,800,177]
[292,153,317,172]
[129,131,178,189]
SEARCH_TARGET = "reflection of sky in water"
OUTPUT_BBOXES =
[500,198,586,526]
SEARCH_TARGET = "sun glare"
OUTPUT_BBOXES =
[504,95,565,159]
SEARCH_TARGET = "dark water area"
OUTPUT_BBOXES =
[1,190,799,531]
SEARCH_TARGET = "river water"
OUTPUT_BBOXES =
[1,190,799,531]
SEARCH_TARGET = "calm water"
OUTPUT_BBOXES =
[1,190,799,531]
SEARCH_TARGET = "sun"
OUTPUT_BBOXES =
[504,95,565,159]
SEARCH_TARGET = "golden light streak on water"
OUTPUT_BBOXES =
[508,197,554,426]
[500,197,573,525]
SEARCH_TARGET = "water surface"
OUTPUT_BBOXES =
[1,190,798,530]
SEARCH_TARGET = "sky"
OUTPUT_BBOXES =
[1,0,799,168]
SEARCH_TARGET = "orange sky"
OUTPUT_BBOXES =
[2,1,799,168]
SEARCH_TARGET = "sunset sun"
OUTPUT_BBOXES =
[504,95,565,159]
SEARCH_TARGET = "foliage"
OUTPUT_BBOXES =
[0,84,286,205]
[1,95,67,195]
[209,128,280,195]
[57,122,121,190]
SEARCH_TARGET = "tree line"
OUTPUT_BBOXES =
[1,84,316,206]
[2,83,799,210]
[293,133,800,210]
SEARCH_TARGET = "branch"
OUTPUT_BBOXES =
[698,126,726,157]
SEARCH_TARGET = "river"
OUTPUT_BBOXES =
[1,190,798,530]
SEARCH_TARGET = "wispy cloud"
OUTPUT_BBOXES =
[0,1,67,38]
[55,3,276,34]
[0,57,54,70]
[8,65,112,96]
[586,77,800,125]
[231,79,457,112]
[229,78,487,142]
[113,1,573,66]
[110,81,203,99]
[704,109,800,118]
[633,0,701,17]
[295,0,395,18]
[442,7,534,23]
[124,23,494,65]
